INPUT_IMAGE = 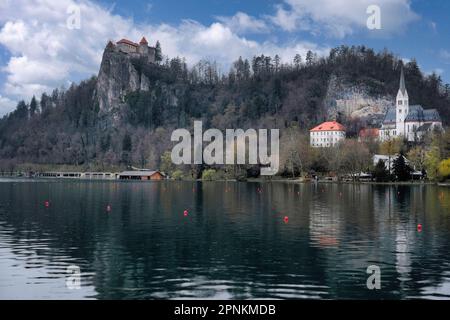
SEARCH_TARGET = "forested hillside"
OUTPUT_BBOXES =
[0,45,449,174]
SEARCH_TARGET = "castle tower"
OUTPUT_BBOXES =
[396,66,409,136]
[138,36,149,55]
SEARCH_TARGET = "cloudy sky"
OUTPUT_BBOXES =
[0,0,449,116]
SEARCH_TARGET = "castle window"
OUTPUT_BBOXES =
[398,100,403,105]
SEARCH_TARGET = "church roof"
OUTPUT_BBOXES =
[423,109,441,122]
[405,105,424,122]
[405,105,441,122]
[382,106,396,124]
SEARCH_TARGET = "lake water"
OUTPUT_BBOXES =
[0,179,449,299]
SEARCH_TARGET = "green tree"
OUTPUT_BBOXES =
[438,158,450,180]
[160,151,176,175]
[407,146,426,172]
[29,96,38,117]
[171,170,184,180]
[306,50,314,66]
[121,133,132,165]
[372,159,390,182]
[293,54,302,69]
[202,169,220,181]
[155,41,162,63]
[392,153,412,181]
[14,100,28,119]
[425,146,441,180]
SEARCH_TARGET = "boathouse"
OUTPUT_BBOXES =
[118,170,165,180]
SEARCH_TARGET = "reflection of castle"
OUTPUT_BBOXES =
[379,68,443,142]
[107,37,156,63]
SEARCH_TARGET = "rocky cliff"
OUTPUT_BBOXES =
[95,44,151,124]
[324,75,393,123]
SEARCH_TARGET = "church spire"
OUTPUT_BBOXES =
[399,66,406,95]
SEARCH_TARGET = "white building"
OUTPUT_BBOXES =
[379,67,443,142]
[373,154,408,172]
[310,121,346,147]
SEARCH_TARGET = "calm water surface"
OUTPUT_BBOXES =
[0,179,449,299]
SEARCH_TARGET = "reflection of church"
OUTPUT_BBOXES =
[379,68,443,142]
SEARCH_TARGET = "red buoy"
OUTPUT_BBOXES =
[283,216,289,223]
[417,224,422,232]
[184,210,188,217]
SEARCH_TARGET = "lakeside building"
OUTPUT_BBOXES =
[379,67,443,142]
[373,154,423,178]
[373,154,409,172]
[118,170,165,180]
[309,121,346,147]
[35,170,166,181]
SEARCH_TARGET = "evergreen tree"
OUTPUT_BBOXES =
[293,54,302,69]
[155,41,162,63]
[121,133,132,165]
[393,153,412,181]
[306,50,314,66]
[372,159,390,182]
[29,96,38,117]
[14,100,28,119]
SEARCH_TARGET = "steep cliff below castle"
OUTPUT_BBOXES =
[95,45,151,123]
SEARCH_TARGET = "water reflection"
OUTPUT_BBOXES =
[0,179,449,299]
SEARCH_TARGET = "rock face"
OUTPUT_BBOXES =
[95,45,151,125]
[324,75,393,123]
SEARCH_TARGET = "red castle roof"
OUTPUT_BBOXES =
[310,121,346,132]
[139,37,148,45]
[117,38,138,47]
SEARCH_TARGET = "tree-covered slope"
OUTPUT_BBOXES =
[0,45,448,170]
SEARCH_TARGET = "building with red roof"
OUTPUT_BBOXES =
[358,128,379,142]
[113,37,156,63]
[309,121,346,147]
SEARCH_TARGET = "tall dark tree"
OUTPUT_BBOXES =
[293,54,302,69]
[29,96,38,117]
[372,159,390,182]
[14,100,28,119]
[121,133,132,166]
[306,50,314,66]
[155,41,162,63]
[393,153,412,181]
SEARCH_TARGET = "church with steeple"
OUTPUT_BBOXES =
[379,67,443,142]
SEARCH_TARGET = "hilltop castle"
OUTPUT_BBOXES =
[106,37,156,63]
[379,68,443,142]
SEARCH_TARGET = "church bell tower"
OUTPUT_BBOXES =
[396,66,409,136]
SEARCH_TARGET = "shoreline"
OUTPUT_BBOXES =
[1,175,448,186]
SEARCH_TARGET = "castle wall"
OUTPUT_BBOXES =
[117,43,137,54]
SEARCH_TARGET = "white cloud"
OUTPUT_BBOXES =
[0,0,330,104]
[215,12,269,34]
[269,0,420,38]
[0,94,16,116]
